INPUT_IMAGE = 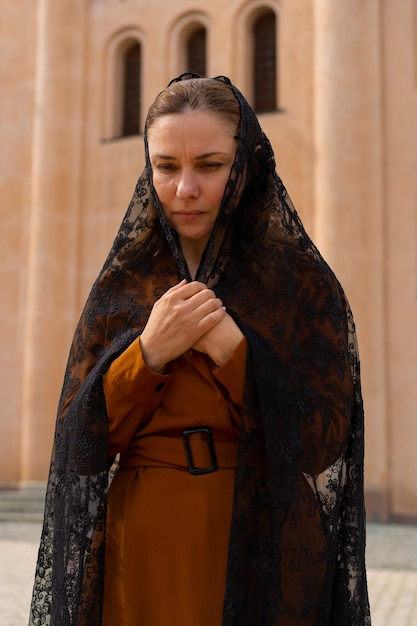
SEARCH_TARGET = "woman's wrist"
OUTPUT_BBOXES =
[210,327,244,367]
[139,336,166,373]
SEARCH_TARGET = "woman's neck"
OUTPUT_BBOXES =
[179,237,207,281]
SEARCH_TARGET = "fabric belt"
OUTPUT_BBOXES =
[119,428,238,475]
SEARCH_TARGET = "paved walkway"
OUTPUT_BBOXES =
[1,518,417,625]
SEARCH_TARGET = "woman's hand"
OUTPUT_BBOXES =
[192,312,244,367]
[140,280,226,372]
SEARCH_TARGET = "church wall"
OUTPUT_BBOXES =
[382,0,417,519]
[0,1,37,485]
[0,0,416,521]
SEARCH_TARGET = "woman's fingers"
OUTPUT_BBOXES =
[161,280,221,315]
[169,280,215,301]
[139,281,225,371]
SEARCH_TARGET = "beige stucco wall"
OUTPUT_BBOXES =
[0,0,416,521]
[382,0,417,519]
[0,1,37,485]
[313,1,389,518]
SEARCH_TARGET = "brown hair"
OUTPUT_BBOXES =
[145,77,240,137]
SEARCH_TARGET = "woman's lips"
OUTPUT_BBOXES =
[175,211,204,219]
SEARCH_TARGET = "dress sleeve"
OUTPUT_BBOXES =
[103,337,174,455]
[212,337,247,408]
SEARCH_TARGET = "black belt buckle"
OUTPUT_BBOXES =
[182,427,218,475]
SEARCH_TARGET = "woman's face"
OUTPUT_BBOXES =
[147,110,237,254]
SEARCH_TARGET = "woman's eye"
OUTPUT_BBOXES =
[156,163,177,172]
[200,162,221,170]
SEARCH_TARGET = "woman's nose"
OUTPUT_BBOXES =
[176,169,199,199]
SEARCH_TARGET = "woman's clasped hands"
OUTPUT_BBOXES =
[140,279,243,372]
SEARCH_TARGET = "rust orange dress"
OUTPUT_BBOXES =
[102,336,247,626]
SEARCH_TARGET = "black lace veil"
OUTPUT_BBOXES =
[29,75,371,625]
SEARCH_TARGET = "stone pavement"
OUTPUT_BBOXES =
[1,489,417,625]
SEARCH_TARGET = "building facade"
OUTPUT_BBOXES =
[1,0,416,521]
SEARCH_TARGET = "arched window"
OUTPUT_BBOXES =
[122,41,141,137]
[186,27,206,76]
[253,10,277,113]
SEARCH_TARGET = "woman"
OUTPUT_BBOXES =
[29,74,371,626]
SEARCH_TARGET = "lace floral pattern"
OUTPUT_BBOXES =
[29,77,371,625]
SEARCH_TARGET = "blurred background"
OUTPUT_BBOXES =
[0,0,416,523]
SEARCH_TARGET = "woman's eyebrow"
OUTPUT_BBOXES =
[150,154,176,160]
[194,152,231,160]
[151,151,231,161]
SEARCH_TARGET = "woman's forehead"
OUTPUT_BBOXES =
[147,110,238,146]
